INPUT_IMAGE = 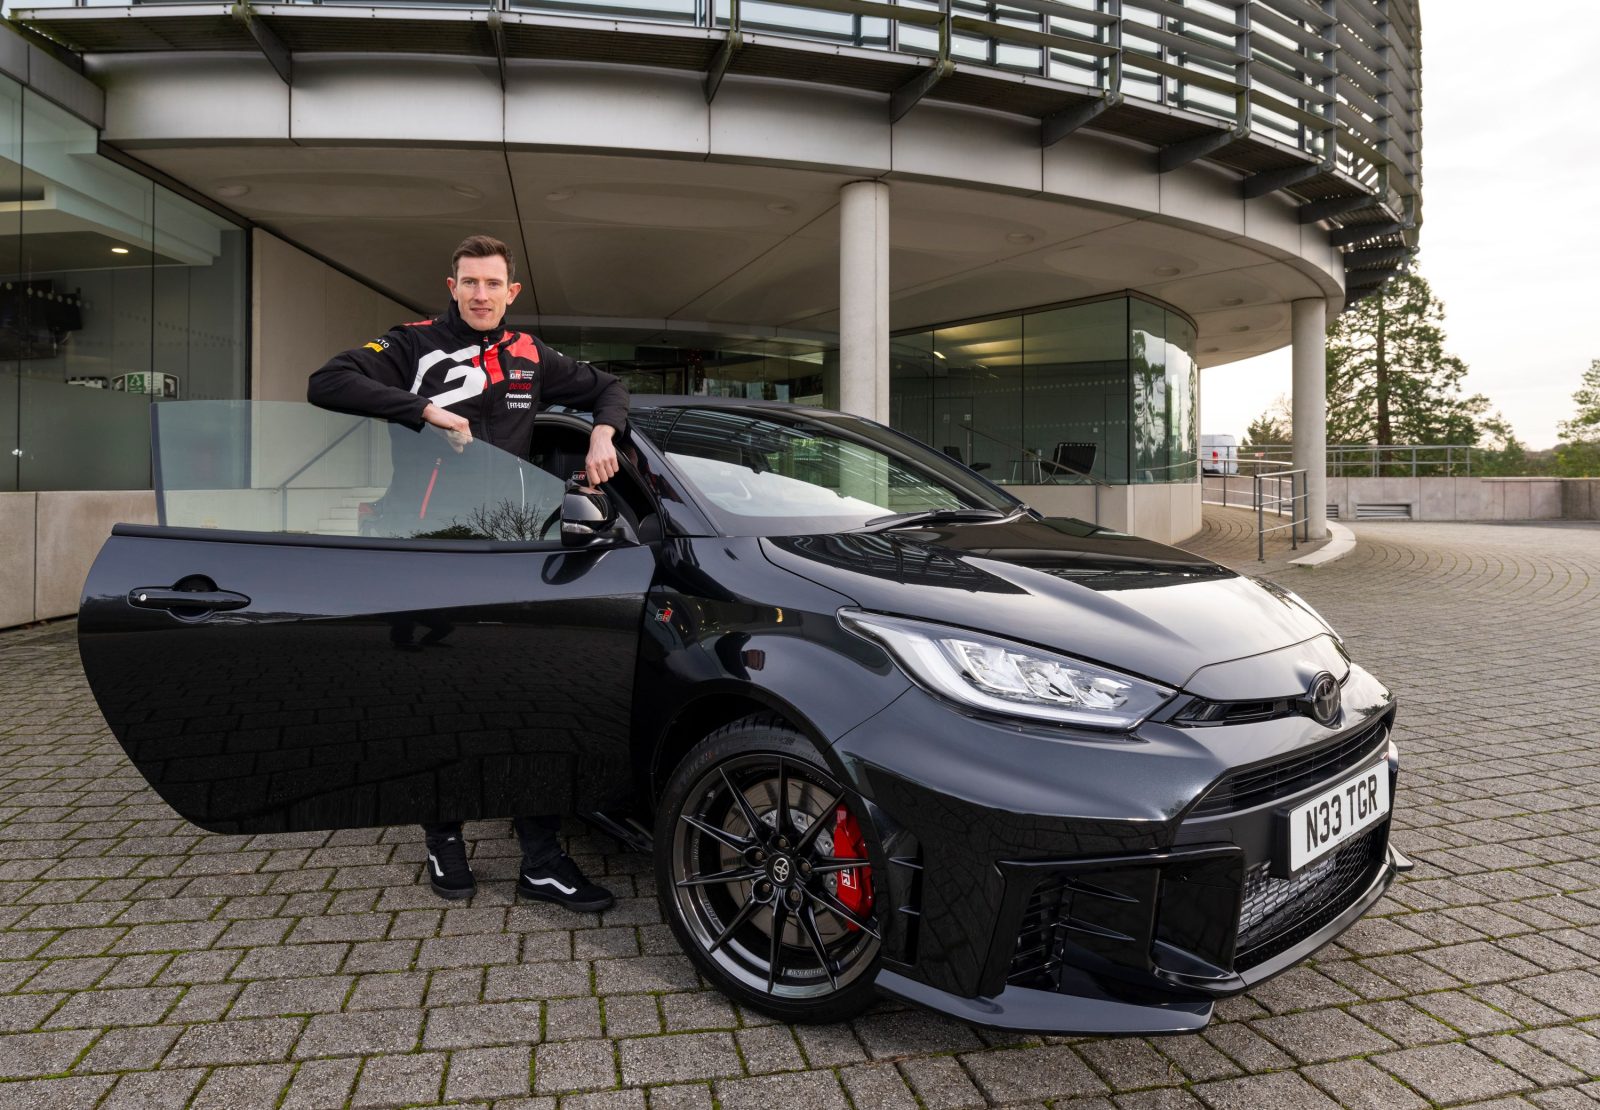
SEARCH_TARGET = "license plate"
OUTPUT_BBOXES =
[1279,760,1390,875]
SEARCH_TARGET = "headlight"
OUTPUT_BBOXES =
[840,610,1173,730]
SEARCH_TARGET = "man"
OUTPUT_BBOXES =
[308,234,622,911]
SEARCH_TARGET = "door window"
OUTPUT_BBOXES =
[154,401,567,542]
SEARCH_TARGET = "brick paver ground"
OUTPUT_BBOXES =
[0,515,1597,1108]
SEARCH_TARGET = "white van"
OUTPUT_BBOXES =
[1200,434,1238,475]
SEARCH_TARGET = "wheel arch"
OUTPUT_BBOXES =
[647,684,839,806]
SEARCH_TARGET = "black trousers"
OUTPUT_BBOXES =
[421,816,562,868]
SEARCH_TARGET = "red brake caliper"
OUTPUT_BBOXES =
[831,805,873,930]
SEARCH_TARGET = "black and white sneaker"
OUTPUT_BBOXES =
[424,833,476,901]
[516,853,614,912]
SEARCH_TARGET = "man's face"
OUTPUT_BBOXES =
[447,254,521,332]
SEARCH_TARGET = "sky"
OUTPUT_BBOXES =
[1202,1,1600,450]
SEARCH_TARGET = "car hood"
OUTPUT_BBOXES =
[760,516,1337,689]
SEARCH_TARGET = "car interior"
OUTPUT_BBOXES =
[530,420,663,542]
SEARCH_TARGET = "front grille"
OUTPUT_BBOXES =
[1235,828,1385,968]
[1192,719,1389,817]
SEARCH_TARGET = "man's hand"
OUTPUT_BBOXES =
[585,424,620,484]
[422,403,472,453]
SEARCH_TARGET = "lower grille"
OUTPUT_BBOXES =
[1235,828,1386,969]
[1007,872,1145,990]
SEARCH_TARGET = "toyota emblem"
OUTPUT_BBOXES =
[1307,672,1341,726]
[771,857,791,884]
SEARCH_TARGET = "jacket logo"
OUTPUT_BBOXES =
[363,339,388,353]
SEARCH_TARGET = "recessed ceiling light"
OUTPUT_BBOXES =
[215,184,249,198]
[767,203,794,215]
[110,247,130,255]
[1154,265,1182,277]
[451,184,482,200]
[1230,324,1250,333]
[1006,232,1035,244]
[1202,346,1220,353]
[1221,296,1244,306]
[545,189,574,202]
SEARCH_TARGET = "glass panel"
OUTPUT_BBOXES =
[15,89,155,491]
[1021,298,1129,484]
[631,405,1016,536]
[930,315,1021,479]
[1165,310,1198,483]
[889,329,934,450]
[0,75,21,492]
[155,401,569,541]
[1129,298,1169,483]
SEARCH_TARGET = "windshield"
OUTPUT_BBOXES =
[152,401,567,542]
[629,405,1019,537]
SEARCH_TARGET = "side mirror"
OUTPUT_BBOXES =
[561,482,619,548]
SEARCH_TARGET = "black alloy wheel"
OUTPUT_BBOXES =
[655,715,882,1023]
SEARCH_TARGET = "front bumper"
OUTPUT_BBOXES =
[876,841,1410,1035]
[839,681,1403,1035]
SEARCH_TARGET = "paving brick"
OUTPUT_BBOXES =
[75,1024,182,1072]
[714,1070,849,1110]
[536,1038,618,1093]
[961,1046,1107,1103]
[619,1031,743,1086]
[1376,1042,1533,1104]
[295,1009,422,1058]
[0,1075,115,1110]
[1300,1059,1429,1110]
[281,1056,362,1109]
[901,1055,985,1109]
[168,1017,303,1066]
[446,1045,533,1101]
[0,1027,96,1077]
[424,1001,544,1049]
[101,1067,207,1108]
[41,984,181,1028]
[1193,1071,1340,1109]
[350,1051,446,1107]
[189,1063,295,1110]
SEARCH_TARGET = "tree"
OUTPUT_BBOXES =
[1558,359,1600,443]
[1325,270,1495,447]
[1242,394,1292,448]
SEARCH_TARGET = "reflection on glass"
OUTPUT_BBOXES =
[4,89,247,492]
[629,405,1015,537]
[154,401,569,542]
[888,296,1197,487]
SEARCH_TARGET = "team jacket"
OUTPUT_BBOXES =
[307,300,628,460]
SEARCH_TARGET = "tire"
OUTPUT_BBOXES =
[654,713,882,1024]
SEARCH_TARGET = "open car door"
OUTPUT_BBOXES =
[78,401,655,834]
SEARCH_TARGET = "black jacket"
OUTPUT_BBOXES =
[307,301,629,459]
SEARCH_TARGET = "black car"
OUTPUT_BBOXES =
[78,398,1407,1034]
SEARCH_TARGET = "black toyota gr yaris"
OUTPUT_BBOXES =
[79,398,1407,1034]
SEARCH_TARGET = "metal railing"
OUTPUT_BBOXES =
[1235,444,1478,477]
[19,0,1420,231]
[1202,459,1308,561]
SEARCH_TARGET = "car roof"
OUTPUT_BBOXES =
[544,396,826,421]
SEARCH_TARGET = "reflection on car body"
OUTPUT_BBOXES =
[78,398,1407,1033]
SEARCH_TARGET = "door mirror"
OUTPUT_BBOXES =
[562,482,620,547]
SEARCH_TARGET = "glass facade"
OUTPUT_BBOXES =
[890,295,1197,486]
[0,77,248,493]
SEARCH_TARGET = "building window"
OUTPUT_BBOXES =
[0,78,247,493]
[890,294,1198,486]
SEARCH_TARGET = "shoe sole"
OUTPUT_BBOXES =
[517,886,614,913]
[429,880,476,901]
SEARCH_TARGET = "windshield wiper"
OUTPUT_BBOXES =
[857,507,1023,533]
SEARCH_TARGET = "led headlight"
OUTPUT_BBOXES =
[840,610,1172,730]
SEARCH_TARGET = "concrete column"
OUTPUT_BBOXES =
[1291,297,1329,541]
[838,179,890,422]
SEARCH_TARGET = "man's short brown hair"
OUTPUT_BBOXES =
[451,235,515,282]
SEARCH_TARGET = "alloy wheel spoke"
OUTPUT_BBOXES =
[766,901,789,993]
[806,855,868,876]
[797,903,839,990]
[680,813,752,853]
[707,894,763,954]
[792,790,844,854]
[775,757,791,840]
[719,766,768,843]
[804,884,881,941]
[675,866,762,889]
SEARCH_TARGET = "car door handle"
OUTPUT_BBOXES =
[128,587,252,613]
